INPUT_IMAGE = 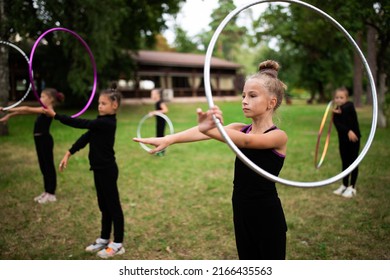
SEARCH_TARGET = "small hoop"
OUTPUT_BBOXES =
[28,27,97,118]
[0,41,33,110]
[314,101,334,169]
[203,0,378,188]
[136,112,174,152]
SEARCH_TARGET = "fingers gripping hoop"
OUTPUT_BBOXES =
[28,27,97,118]
[136,112,174,152]
[314,101,334,169]
[204,0,378,188]
[0,41,33,110]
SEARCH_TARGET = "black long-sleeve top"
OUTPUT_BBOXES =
[34,114,52,135]
[54,114,117,170]
[333,101,361,142]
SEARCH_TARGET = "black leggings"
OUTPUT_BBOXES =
[156,116,166,137]
[339,139,360,187]
[34,134,56,194]
[232,193,287,260]
[93,164,124,243]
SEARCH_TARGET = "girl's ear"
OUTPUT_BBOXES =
[113,101,119,110]
[268,96,277,110]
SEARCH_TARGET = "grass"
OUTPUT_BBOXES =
[0,100,389,260]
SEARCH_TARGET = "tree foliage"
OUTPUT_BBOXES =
[1,0,183,104]
[250,0,389,105]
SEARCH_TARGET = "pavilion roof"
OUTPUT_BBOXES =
[133,50,241,69]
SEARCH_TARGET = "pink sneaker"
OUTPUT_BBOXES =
[342,186,356,198]
[97,242,125,258]
[34,192,47,202]
[38,193,57,204]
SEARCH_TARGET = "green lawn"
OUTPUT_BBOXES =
[0,100,389,260]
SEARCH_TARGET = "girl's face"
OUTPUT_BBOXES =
[241,79,276,118]
[334,90,348,107]
[98,94,118,116]
[40,92,53,107]
[151,89,160,101]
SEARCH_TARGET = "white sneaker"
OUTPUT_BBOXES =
[38,193,57,204]
[342,186,356,198]
[34,192,47,202]
[333,185,347,195]
[85,238,109,253]
[97,242,125,258]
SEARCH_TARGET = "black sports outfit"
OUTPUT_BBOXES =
[232,125,287,260]
[333,101,361,188]
[54,114,124,243]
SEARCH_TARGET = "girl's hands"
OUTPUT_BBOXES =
[43,107,56,118]
[0,107,8,122]
[133,136,171,154]
[197,106,223,134]
[333,106,341,114]
[0,114,10,123]
[348,130,359,142]
[59,151,71,172]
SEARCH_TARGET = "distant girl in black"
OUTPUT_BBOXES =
[149,88,169,156]
[0,88,64,204]
[332,87,361,198]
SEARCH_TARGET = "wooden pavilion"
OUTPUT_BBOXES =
[118,50,243,100]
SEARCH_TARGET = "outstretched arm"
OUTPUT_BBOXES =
[0,106,44,122]
[133,115,211,154]
[198,106,287,153]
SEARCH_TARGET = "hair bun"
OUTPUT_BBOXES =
[258,60,280,78]
[111,82,117,91]
[56,91,65,103]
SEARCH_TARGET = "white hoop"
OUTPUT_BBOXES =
[204,0,378,188]
[136,112,175,152]
[0,41,33,110]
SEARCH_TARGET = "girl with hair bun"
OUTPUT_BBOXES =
[134,60,288,259]
[0,88,64,204]
[44,88,125,258]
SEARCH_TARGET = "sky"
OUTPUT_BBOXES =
[163,0,268,45]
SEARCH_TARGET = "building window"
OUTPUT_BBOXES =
[172,76,190,88]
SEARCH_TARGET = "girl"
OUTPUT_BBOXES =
[149,88,169,156]
[332,87,361,198]
[44,88,125,258]
[134,60,288,260]
[0,88,64,204]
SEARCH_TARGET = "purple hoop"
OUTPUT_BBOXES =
[28,27,97,118]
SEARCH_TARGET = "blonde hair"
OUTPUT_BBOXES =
[247,60,287,110]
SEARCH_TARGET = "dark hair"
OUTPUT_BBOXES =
[248,60,287,111]
[100,83,122,106]
[42,88,65,106]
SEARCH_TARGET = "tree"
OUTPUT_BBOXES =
[171,26,200,53]
[252,3,353,103]
[363,1,389,128]
[202,0,247,61]
[0,0,183,135]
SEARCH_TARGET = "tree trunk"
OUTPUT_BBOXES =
[366,25,377,106]
[377,73,387,128]
[0,0,9,136]
[317,81,326,103]
[353,32,363,107]
[353,31,363,107]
